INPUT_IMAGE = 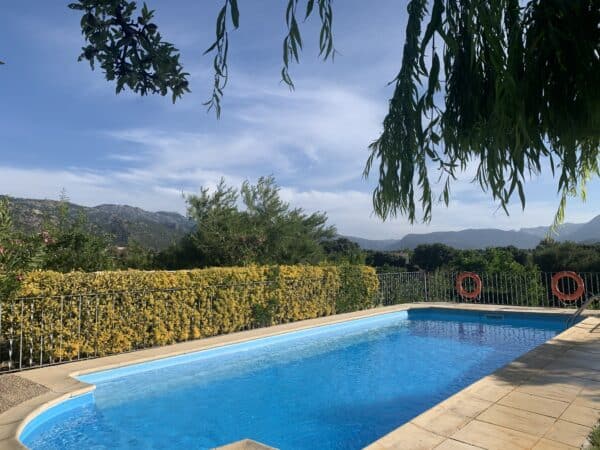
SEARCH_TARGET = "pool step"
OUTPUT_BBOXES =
[213,438,278,450]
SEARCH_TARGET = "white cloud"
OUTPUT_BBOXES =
[1,73,598,239]
[0,166,187,213]
[280,186,598,239]
[0,162,597,240]
[99,77,385,193]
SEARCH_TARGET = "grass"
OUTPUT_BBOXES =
[589,422,600,449]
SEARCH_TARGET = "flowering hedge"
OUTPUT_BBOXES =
[1,265,379,369]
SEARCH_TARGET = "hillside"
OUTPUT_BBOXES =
[342,236,401,251]
[396,228,541,250]
[567,215,600,243]
[5,195,599,252]
[2,196,194,251]
[347,214,600,250]
[518,222,584,239]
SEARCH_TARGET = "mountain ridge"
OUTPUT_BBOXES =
[3,195,598,251]
[345,214,600,250]
[2,196,194,251]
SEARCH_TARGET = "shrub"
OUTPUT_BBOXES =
[0,265,378,369]
[336,265,380,313]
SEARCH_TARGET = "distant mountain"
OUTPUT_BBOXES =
[396,229,541,250]
[2,196,194,250]
[519,222,584,239]
[568,215,600,243]
[518,225,552,239]
[5,195,599,252]
[343,236,401,251]
[347,214,600,250]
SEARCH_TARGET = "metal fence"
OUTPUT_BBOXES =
[1,271,597,373]
[378,271,600,308]
[0,277,342,373]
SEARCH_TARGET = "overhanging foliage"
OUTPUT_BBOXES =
[4,1,598,224]
[365,0,599,225]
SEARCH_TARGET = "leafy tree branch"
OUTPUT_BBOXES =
[3,1,597,225]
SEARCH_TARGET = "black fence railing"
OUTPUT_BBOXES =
[378,271,599,308]
[1,271,597,373]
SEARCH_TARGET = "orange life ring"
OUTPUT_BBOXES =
[456,272,482,300]
[551,271,585,302]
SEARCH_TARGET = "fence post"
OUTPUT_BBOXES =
[424,272,429,302]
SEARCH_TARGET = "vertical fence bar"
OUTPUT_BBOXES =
[58,295,64,363]
[516,273,521,306]
[525,275,528,306]
[39,307,44,367]
[596,273,600,309]
[546,271,551,308]
[519,272,527,306]
[489,272,494,304]
[77,295,82,361]
[19,299,24,370]
[48,306,54,365]
[540,272,545,307]
[8,300,14,371]
[94,294,99,357]
[29,300,34,367]
[480,273,485,304]
[518,273,524,306]
[510,274,515,306]
[510,273,516,306]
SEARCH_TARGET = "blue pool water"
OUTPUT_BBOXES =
[21,309,570,450]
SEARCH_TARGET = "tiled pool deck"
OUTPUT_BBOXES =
[1,303,598,450]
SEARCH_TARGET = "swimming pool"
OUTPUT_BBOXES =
[20,308,571,450]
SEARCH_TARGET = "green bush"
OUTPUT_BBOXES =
[336,265,380,313]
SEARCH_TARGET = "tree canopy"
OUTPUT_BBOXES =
[40,197,118,272]
[411,243,456,271]
[158,176,337,268]
[5,1,599,224]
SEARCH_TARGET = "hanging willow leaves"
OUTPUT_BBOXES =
[55,1,600,223]
[202,0,336,95]
[203,0,241,117]
[365,0,600,224]
[281,0,336,88]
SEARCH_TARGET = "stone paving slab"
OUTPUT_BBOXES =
[0,303,597,450]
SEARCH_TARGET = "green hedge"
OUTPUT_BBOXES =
[1,265,379,369]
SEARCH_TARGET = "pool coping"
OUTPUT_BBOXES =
[1,303,598,450]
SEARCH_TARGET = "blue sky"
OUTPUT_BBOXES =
[0,1,598,239]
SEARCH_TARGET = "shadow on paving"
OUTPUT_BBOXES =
[492,322,600,396]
